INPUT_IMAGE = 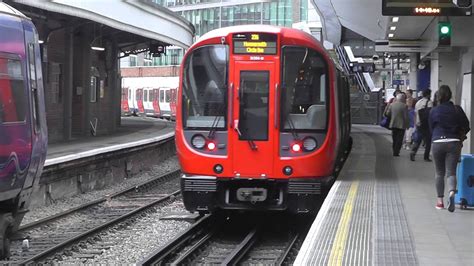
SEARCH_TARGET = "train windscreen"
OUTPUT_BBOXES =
[182,45,228,129]
[281,46,328,131]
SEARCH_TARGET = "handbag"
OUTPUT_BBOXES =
[380,115,391,129]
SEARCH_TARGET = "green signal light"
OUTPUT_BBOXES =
[440,26,450,35]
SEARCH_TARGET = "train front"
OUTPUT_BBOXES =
[176,26,338,214]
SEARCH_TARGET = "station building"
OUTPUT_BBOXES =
[5,0,194,143]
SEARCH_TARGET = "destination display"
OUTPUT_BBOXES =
[233,33,277,55]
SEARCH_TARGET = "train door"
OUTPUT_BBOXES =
[121,87,129,114]
[128,88,135,114]
[232,61,275,177]
[143,88,152,115]
[136,88,144,114]
[170,88,177,120]
[159,87,171,118]
[152,88,161,117]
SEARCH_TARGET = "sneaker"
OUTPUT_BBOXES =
[410,153,415,161]
[424,158,432,162]
[435,202,445,209]
[447,196,455,212]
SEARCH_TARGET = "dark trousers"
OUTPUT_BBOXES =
[392,128,405,156]
[411,126,432,160]
[432,141,462,197]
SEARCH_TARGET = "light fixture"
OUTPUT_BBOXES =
[392,17,399,22]
[91,46,105,51]
[390,26,397,31]
[388,33,395,38]
[38,40,44,44]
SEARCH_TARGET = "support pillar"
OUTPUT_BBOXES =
[63,27,73,141]
[409,53,418,92]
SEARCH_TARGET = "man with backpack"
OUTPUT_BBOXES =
[410,89,433,161]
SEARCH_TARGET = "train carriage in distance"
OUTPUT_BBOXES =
[176,25,351,215]
[0,3,48,258]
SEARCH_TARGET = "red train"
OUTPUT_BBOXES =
[176,25,351,215]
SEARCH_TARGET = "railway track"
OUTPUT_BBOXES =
[0,169,181,265]
[140,212,311,265]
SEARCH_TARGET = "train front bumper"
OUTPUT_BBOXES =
[180,174,334,214]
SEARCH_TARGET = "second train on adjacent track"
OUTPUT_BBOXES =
[176,25,351,215]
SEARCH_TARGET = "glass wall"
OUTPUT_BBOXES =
[143,0,308,67]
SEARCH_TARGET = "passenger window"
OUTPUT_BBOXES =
[0,57,26,123]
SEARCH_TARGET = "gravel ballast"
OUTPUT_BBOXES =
[23,156,180,225]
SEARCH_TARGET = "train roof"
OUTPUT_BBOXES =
[195,25,324,50]
[0,2,28,19]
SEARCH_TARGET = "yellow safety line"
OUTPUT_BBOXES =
[328,181,359,266]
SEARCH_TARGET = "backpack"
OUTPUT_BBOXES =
[418,100,431,130]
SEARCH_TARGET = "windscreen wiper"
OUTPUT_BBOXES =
[286,115,300,140]
[208,115,221,139]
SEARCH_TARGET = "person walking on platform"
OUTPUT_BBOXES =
[429,85,470,212]
[385,93,409,156]
[410,89,433,162]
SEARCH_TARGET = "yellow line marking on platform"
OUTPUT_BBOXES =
[328,181,359,266]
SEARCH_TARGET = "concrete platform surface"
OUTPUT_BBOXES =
[45,117,175,166]
[295,124,474,266]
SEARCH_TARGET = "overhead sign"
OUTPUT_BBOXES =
[233,33,277,55]
[350,62,376,73]
[382,0,472,16]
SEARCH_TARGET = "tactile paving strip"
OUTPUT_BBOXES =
[294,131,418,266]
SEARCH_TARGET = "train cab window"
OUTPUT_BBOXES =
[182,45,228,129]
[281,46,328,131]
[0,57,26,123]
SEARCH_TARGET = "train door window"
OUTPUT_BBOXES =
[165,89,171,103]
[160,90,165,103]
[281,46,328,131]
[90,76,98,102]
[144,90,148,102]
[0,56,26,123]
[128,89,131,100]
[27,44,41,132]
[238,71,269,141]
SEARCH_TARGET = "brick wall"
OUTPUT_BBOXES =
[121,66,180,77]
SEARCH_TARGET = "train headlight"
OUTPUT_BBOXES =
[207,141,216,151]
[303,137,317,151]
[291,143,301,152]
[191,135,206,149]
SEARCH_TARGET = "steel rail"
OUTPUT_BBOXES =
[221,226,259,266]
[138,214,218,266]
[20,189,181,265]
[19,169,180,232]
[276,232,300,265]
[170,228,218,265]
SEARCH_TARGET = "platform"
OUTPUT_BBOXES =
[295,125,474,266]
[45,117,175,167]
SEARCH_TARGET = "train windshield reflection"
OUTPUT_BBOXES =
[182,45,228,129]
